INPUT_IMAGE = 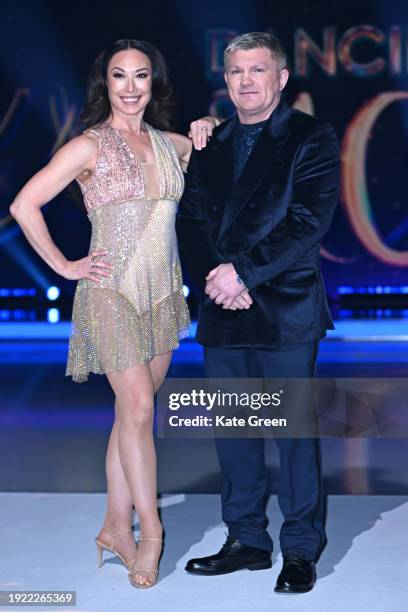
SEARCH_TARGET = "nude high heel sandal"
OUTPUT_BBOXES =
[128,537,163,589]
[95,529,137,569]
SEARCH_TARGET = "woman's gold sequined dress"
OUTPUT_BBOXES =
[66,123,190,383]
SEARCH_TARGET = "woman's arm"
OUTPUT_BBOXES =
[9,133,111,282]
[165,132,193,172]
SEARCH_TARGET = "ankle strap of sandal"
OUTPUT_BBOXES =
[105,527,133,538]
[105,528,133,544]
[129,565,159,575]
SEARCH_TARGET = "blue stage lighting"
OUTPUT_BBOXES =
[0,288,36,297]
[1,240,50,290]
[46,286,60,301]
[338,309,353,317]
[338,285,408,295]
[183,284,190,298]
[47,308,60,323]
[338,286,354,294]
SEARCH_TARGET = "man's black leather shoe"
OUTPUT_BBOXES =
[274,554,316,593]
[185,536,272,575]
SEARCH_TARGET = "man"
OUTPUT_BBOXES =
[176,32,340,593]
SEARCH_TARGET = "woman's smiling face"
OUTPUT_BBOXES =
[106,49,153,119]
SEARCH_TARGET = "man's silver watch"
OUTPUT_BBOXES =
[236,273,249,291]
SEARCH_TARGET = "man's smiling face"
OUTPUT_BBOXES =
[224,46,289,123]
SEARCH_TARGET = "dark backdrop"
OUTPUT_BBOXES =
[1,0,407,319]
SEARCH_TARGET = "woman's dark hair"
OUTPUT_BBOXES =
[80,39,176,131]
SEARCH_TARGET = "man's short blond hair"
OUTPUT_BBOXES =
[224,32,287,70]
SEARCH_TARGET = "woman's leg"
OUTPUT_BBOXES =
[100,352,172,585]
[148,351,173,391]
[131,352,172,585]
[96,405,138,566]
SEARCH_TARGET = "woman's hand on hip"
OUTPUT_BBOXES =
[61,250,112,282]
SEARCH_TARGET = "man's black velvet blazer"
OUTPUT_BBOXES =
[175,98,341,348]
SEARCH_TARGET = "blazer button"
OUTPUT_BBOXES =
[249,202,256,209]
[212,205,218,212]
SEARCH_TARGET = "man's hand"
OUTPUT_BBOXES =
[223,291,253,310]
[205,263,252,309]
[188,116,220,150]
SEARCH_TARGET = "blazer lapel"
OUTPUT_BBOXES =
[207,116,236,205]
[217,99,292,242]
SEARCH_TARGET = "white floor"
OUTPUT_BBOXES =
[1,493,408,612]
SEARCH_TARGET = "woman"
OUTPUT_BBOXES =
[10,39,202,589]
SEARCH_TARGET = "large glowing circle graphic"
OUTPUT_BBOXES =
[342,91,408,266]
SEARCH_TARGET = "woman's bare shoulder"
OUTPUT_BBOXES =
[46,131,100,174]
[62,131,100,156]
